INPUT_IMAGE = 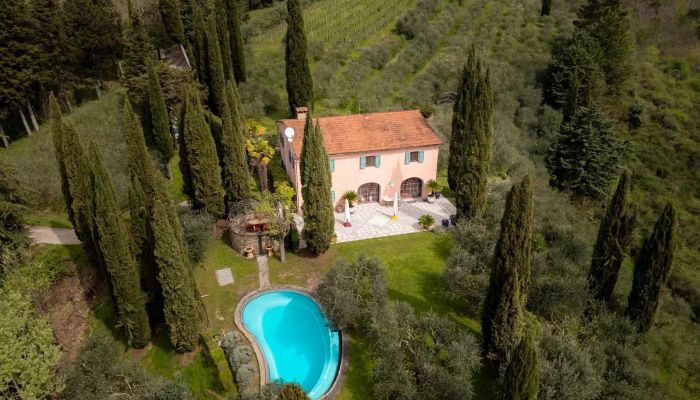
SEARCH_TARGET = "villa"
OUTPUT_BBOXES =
[278,108,443,213]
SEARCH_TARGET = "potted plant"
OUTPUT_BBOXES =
[343,190,358,213]
[426,179,441,203]
[418,214,436,231]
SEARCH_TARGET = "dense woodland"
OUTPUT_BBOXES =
[1,0,699,399]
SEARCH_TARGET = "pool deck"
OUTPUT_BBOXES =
[233,285,349,400]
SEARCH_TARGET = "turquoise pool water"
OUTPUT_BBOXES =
[242,290,341,399]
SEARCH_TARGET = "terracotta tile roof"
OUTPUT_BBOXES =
[277,110,442,157]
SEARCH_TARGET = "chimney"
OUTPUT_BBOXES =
[295,107,309,120]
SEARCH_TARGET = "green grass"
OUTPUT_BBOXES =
[168,156,187,204]
[195,236,259,333]
[336,337,373,400]
[268,232,481,333]
[141,329,224,400]
[23,209,72,228]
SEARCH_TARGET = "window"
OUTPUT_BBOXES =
[329,159,335,172]
[405,151,425,164]
[360,155,381,169]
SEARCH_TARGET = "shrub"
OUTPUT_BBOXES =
[198,334,235,392]
[64,331,193,400]
[372,302,480,400]
[178,207,213,263]
[418,214,435,230]
[316,254,388,332]
[538,326,602,400]
[220,331,258,398]
[442,218,495,314]
[394,0,440,40]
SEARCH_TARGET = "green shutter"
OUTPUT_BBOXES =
[405,152,410,164]
[375,155,381,168]
[329,159,335,172]
[360,156,366,169]
[418,151,425,163]
[331,190,335,202]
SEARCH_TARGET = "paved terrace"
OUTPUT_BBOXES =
[334,197,455,243]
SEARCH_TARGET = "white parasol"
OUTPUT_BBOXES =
[344,198,352,226]
[392,192,399,220]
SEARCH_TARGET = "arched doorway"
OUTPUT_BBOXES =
[401,178,423,199]
[358,183,380,203]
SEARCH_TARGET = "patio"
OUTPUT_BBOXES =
[334,197,456,243]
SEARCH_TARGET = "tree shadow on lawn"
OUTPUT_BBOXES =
[428,231,453,259]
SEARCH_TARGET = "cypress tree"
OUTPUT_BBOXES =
[224,0,246,82]
[206,16,227,115]
[181,85,225,215]
[501,331,539,400]
[481,177,533,367]
[215,0,235,81]
[300,116,334,255]
[447,50,475,192]
[49,95,75,230]
[146,61,174,164]
[219,81,251,206]
[449,48,493,219]
[53,95,151,347]
[124,99,200,352]
[191,3,209,86]
[50,95,100,271]
[89,142,151,347]
[626,203,676,333]
[541,0,552,16]
[547,106,626,198]
[285,0,313,115]
[587,170,636,303]
[159,0,186,43]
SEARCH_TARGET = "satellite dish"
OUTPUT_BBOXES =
[284,127,295,142]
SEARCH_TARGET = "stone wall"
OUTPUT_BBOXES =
[229,227,278,256]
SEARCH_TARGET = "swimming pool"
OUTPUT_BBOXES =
[241,290,341,399]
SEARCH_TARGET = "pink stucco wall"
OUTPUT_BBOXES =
[279,131,439,212]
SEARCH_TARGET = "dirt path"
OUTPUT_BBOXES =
[27,226,81,245]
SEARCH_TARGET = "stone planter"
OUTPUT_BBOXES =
[244,246,255,259]
[265,244,274,257]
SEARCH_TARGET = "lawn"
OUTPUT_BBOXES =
[140,329,224,400]
[267,231,481,333]
[195,236,259,334]
[266,232,491,399]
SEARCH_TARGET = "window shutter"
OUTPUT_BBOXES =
[331,190,335,202]
[360,156,366,169]
[404,152,410,164]
[329,159,335,172]
[375,155,381,168]
[418,151,425,163]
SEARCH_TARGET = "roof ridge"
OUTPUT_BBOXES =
[277,109,421,122]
